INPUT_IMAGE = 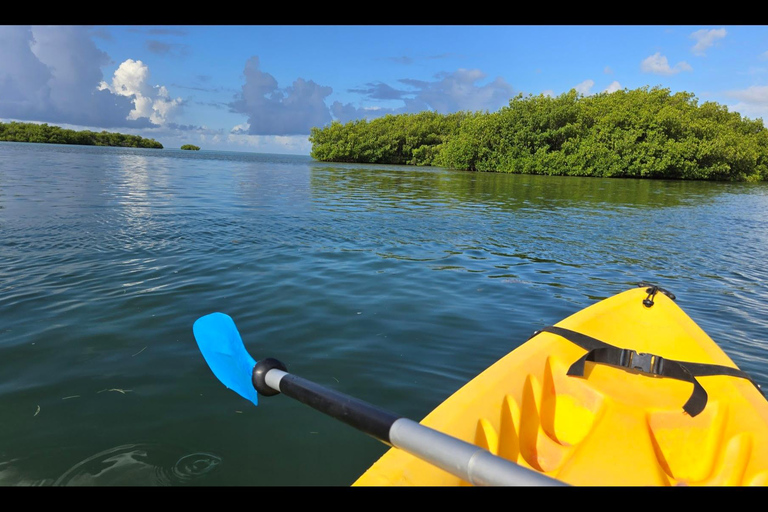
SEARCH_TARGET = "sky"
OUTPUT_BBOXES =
[2,25,768,155]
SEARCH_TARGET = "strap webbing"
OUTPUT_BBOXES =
[533,326,762,417]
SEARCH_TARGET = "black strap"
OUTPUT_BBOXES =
[532,326,762,417]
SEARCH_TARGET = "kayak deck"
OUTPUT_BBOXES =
[353,287,768,486]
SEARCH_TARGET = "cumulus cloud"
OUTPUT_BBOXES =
[229,56,333,135]
[690,28,726,56]
[103,58,151,98]
[99,59,182,125]
[0,25,144,127]
[604,81,622,93]
[575,79,595,95]
[152,87,182,124]
[0,25,181,129]
[0,26,53,119]
[331,68,514,123]
[641,53,693,75]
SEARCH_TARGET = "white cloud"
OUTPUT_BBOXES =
[541,90,555,98]
[0,25,145,127]
[726,85,768,120]
[575,79,595,95]
[229,56,333,135]
[150,85,182,125]
[230,122,250,134]
[728,85,768,103]
[604,81,622,93]
[690,28,726,56]
[0,26,181,129]
[604,66,613,74]
[641,53,693,75]
[106,58,151,98]
[128,95,154,120]
[100,59,181,125]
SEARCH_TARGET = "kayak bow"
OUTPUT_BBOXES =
[354,285,768,486]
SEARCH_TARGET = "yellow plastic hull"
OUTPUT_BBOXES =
[354,287,768,486]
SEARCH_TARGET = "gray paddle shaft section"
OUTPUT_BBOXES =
[389,418,562,486]
[264,369,564,486]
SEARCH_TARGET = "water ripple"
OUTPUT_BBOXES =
[53,444,222,486]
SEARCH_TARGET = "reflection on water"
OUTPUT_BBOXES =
[308,162,745,212]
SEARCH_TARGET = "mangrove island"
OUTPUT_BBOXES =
[309,87,768,182]
[181,144,201,150]
[0,121,163,149]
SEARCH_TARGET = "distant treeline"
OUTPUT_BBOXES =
[310,87,768,181]
[0,121,163,149]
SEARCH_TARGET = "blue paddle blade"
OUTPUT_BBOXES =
[193,313,259,406]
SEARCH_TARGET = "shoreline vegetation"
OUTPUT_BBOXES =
[309,87,768,182]
[181,144,201,151]
[0,121,163,149]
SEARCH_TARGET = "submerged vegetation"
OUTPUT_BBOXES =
[310,87,768,181]
[0,121,163,149]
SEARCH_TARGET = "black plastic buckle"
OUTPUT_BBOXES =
[619,349,663,374]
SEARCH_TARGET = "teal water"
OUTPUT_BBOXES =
[1,141,767,486]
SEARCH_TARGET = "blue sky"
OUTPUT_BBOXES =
[2,25,768,154]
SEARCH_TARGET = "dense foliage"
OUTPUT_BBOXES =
[0,121,163,149]
[310,111,468,166]
[180,144,200,150]
[310,87,768,181]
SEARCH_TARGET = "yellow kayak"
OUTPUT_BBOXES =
[354,285,768,486]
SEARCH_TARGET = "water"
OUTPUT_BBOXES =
[1,141,767,486]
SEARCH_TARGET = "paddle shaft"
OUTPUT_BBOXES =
[255,359,563,486]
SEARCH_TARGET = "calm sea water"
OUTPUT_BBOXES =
[1,141,767,486]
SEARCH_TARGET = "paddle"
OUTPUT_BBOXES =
[193,312,563,486]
